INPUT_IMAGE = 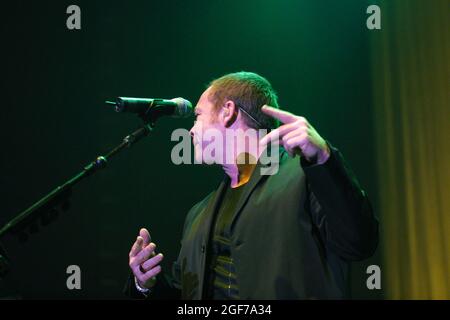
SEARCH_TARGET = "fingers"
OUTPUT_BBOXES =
[132,249,163,286]
[129,242,157,277]
[128,229,163,287]
[133,243,157,266]
[261,105,298,124]
[139,228,151,246]
[129,227,151,258]
[284,134,308,157]
[259,122,299,146]
[141,253,164,272]
[282,127,307,144]
[129,236,143,258]
[259,108,311,158]
[140,265,162,283]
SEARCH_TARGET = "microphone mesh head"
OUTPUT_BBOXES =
[171,97,193,118]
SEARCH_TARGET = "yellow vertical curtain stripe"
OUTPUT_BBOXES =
[371,0,450,299]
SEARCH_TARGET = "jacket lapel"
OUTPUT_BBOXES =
[230,147,286,232]
[197,176,228,298]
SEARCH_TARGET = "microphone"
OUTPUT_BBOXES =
[105,97,193,119]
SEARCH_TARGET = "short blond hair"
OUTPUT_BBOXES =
[208,71,280,129]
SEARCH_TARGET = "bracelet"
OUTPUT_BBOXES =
[134,276,150,294]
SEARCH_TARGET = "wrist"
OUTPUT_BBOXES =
[134,276,151,294]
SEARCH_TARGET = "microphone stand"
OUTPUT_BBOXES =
[0,119,154,277]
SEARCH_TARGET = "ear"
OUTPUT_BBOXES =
[221,100,238,128]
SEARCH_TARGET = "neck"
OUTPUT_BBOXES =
[222,152,258,188]
[220,128,265,188]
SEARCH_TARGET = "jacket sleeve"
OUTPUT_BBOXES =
[301,142,379,261]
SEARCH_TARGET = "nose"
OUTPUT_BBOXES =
[189,126,195,138]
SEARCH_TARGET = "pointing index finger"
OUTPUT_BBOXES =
[261,105,298,124]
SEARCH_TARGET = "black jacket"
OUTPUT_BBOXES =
[124,144,379,299]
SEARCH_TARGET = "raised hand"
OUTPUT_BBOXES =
[260,105,330,164]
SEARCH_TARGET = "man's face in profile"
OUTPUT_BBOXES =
[189,87,226,164]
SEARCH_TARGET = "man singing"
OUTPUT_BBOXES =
[124,71,379,299]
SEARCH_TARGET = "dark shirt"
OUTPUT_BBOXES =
[206,182,245,299]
